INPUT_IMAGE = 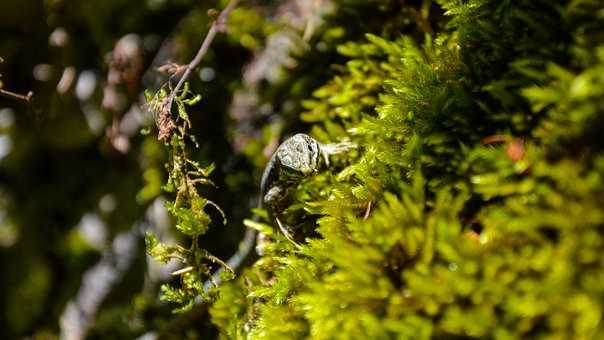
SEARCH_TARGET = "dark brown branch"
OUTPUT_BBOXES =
[167,0,240,109]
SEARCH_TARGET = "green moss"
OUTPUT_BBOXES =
[210,0,604,338]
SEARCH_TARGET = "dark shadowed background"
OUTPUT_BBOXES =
[0,0,259,338]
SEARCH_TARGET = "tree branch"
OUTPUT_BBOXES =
[0,89,33,103]
[167,0,240,110]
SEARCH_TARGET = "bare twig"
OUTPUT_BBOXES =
[0,89,33,103]
[167,0,240,110]
[0,56,34,103]
[363,201,372,220]
[482,134,512,144]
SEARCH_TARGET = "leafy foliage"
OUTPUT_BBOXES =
[145,83,231,313]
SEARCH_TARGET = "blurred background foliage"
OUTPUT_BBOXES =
[1,0,604,339]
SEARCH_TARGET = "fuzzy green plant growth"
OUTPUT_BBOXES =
[210,0,604,339]
[144,84,231,314]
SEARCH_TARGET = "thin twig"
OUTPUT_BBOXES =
[482,134,512,144]
[0,56,34,103]
[167,0,240,110]
[364,201,372,220]
[0,89,33,103]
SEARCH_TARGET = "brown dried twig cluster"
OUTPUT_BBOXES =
[155,97,176,141]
